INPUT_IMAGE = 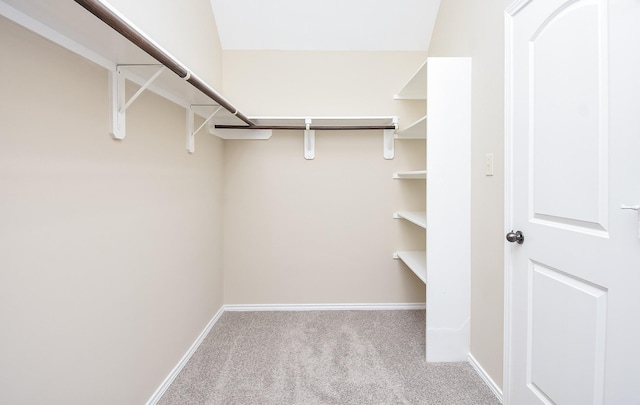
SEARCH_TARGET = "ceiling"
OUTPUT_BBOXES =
[208,0,442,51]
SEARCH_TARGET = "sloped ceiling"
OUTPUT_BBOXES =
[209,0,441,51]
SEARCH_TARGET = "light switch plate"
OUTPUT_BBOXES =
[485,153,494,176]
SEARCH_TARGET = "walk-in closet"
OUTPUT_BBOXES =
[1,0,508,403]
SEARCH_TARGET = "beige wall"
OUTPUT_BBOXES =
[222,51,427,118]
[0,17,224,405]
[104,0,223,87]
[428,0,508,388]
[222,51,428,304]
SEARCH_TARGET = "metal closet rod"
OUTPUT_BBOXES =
[215,125,397,131]
[74,0,396,133]
[74,0,255,127]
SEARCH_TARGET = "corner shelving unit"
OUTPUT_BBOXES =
[393,60,427,285]
[393,58,471,364]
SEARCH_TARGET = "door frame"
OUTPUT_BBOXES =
[503,0,529,403]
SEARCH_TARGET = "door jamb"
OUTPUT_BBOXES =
[503,0,529,403]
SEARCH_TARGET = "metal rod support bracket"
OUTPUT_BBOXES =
[383,117,398,160]
[187,105,222,154]
[109,64,164,140]
[304,118,315,160]
[384,128,395,160]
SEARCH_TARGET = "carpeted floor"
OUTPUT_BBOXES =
[158,310,500,404]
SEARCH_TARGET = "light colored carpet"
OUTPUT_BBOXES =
[158,310,500,404]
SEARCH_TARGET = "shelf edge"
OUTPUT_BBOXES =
[394,251,427,284]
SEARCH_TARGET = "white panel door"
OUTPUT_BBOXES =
[506,0,640,404]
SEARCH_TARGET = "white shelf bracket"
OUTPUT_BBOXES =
[304,118,315,160]
[109,64,164,140]
[187,104,222,154]
[382,117,399,160]
[384,128,395,160]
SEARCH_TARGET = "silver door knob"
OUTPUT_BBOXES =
[506,230,524,244]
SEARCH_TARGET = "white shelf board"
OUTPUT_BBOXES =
[394,60,427,100]
[393,170,426,180]
[394,251,426,284]
[394,211,427,229]
[0,0,246,125]
[249,116,397,128]
[395,116,426,139]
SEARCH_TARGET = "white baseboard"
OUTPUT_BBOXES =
[223,303,426,312]
[146,306,226,405]
[468,352,503,403]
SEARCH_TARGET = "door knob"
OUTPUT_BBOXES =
[506,230,525,244]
